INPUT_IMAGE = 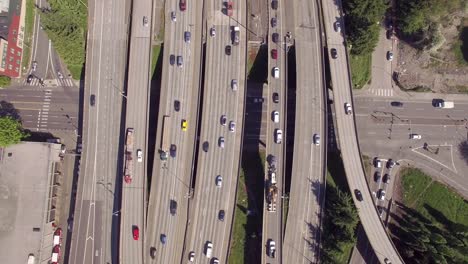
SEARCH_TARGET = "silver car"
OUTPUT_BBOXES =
[177,56,183,67]
[231,79,238,91]
[184,31,191,43]
[218,137,225,148]
[171,11,176,22]
[229,121,236,132]
[215,175,222,187]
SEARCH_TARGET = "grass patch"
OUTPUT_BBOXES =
[454,85,468,93]
[229,151,265,264]
[21,0,35,71]
[401,167,468,225]
[452,40,468,66]
[349,53,371,89]
[361,154,371,178]
[247,45,258,75]
[150,45,161,76]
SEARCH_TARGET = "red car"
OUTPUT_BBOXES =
[51,245,61,264]
[271,49,278,59]
[179,0,186,11]
[226,1,233,16]
[133,226,139,240]
[53,228,63,246]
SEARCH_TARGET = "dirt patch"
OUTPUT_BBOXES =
[395,13,468,93]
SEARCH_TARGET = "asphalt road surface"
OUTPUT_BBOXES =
[69,0,130,263]
[282,0,326,262]
[322,0,404,262]
[182,0,247,263]
[145,0,203,263]
[119,0,152,262]
[261,0,288,262]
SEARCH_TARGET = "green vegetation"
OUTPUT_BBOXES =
[343,0,387,55]
[22,0,35,70]
[0,116,29,147]
[453,26,468,65]
[349,53,371,89]
[229,151,265,264]
[392,167,468,263]
[321,153,359,263]
[40,0,88,79]
[150,45,161,76]
[0,75,11,87]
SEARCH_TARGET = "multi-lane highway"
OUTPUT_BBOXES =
[69,0,130,263]
[119,0,152,262]
[282,0,326,262]
[261,0,287,262]
[322,0,404,263]
[145,0,203,262]
[182,0,247,262]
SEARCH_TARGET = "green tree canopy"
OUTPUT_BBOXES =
[0,75,11,87]
[0,116,28,147]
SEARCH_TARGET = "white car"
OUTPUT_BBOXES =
[231,79,238,91]
[218,137,225,148]
[344,102,352,115]
[272,111,279,123]
[410,134,421,139]
[143,16,149,27]
[229,121,236,132]
[275,129,283,144]
[387,51,393,61]
[171,11,176,22]
[374,157,382,168]
[334,21,341,32]
[273,67,280,79]
[137,149,143,162]
[313,134,320,145]
[210,27,216,37]
[215,175,222,187]
[269,240,276,258]
[188,251,195,262]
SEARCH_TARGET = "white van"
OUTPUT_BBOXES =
[205,241,213,258]
[273,67,279,79]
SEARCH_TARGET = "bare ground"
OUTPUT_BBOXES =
[395,13,468,93]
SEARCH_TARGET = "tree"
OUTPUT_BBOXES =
[0,116,28,147]
[0,75,11,87]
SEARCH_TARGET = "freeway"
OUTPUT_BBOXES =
[261,0,288,262]
[69,0,130,263]
[322,0,404,263]
[145,0,203,263]
[282,0,326,262]
[119,0,152,262]
[182,0,247,262]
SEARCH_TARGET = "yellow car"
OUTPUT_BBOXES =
[181,119,188,131]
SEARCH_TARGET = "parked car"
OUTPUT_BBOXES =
[210,27,216,37]
[386,30,393,39]
[203,141,209,152]
[170,200,177,215]
[179,0,186,11]
[374,157,382,168]
[161,234,167,244]
[275,129,283,144]
[272,111,279,123]
[387,159,395,169]
[170,54,175,65]
[271,0,278,10]
[177,56,183,67]
[181,119,188,131]
[374,171,381,182]
[387,51,393,61]
[410,134,422,139]
[334,21,341,32]
[231,79,238,91]
[272,67,280,79]
[32,61,37,71]
[378,189,386,200]
[188,251,195,262]
[384,174,391,184]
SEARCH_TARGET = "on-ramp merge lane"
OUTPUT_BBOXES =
[322,0,404,263]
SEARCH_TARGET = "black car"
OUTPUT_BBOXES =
[170,144,177,157]
[225,45,232,55]
[272,33,279,43]
[150,247,157,259]
[203,141,209,152]
[174,100,180,112]
[218,210,225,221]
[170,200,177,215]
[386,30,393,40]
[272,92,279,103]
[271,0,278,10]
[90,94,96,106]
[330,48,338,59]
[27,74,34,83]
[271,17,277,28]
[374,171,381,182]
[169,54,175,65]
[387,159,395,169]
[384,173,391,184]
[390,101,403,107]
[354,189,363,201]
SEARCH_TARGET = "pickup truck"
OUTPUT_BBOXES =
[433,99,454,109]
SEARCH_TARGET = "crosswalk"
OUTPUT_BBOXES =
[36,89,52,131]
[24,78,76,87]
[368,88,394,97]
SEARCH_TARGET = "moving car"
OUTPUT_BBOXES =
[170,144,177,157]
[212,258,220,264]
[271,17,277,28]
[387,51,393,61]
[133,225,139,240]
[225,45,232,55]
[272,33,279,43]
[210,27,216,37]
[179,0,186,11]
[188,251,195,262]
[143,16,148,27]
[218,137,225,148]
[203,141,209,152]
[220,115,227,126]
[272,92,279,103]
[269,240,276,258]
[205,241,213,258]
[344,102,352,114]
[334,21,341,32]
[90,94,96,106]
[170,54,175,65]
[377,206,384,217]
[273,67,280,79]
[184,31,191,43]
[272,111,279,123]
[275,129,283,144]
[271,0,278,10]
[271,49,278,59]
[32,61,37,71]
[181,119,188,131]
[330,48,338,59]
[354,189,363,201]
[150,247,157,259]
[229,121,236,132]
[215,175,222,187]
[174,100,180,111]
[177,56,183,67]
[27,74,33,83]
[161,234,167,244]
[171,11,176,22]
[218,210,225,221]
[231,79,238,91]
[410,134,422,139]
[137,149,143,162]
[313,134,320,145]
[391,101,403,107]
[170,200,177,215]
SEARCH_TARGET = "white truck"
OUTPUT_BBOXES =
[434,100,454,109]
[124,128,134,183]
[269,240,276,258]
[160,115,171,160]
[232,26,240,45]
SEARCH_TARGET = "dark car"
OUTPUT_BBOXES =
[150,247,157,259]
[184,31,191,43]
[387,159,395,169]
[271,49,278,59]
[354,189,363,201]
[90,94,96,106]
[390,101,403,107]
[386,30,393,40]
[374,171,381,182]
[170,200,177,215]
[170,144,177,157]
[169,54,175,65]
[272,92,279,103]
[271,17,277,28]
[218,210,225,221]
[203,141,209,152]
[174,100,180,112]
[179,0,186,11]
[330,48,338,59]
[272,33,279,43]
[225,45,232,55]
[384,174,391,184]
[271,0,278,10]
[27,74,34,83]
